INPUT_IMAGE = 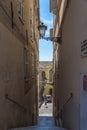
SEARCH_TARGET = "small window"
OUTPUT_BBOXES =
[49,69,53,82]
[31,52,35,77]
[29,8,33,38]
[18,0,24,22]
[24,47,29,95]
[24,47,29,79]
[42,71,47,81]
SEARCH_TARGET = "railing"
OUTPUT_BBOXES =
[57,92,73,115]
[54,93,73,126]
[5,94,26,112]
[62,92,73,108]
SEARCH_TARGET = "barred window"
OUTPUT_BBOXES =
[24,47,29,79]
[18,0,24,21]
[49,69,53,82]
[24,47,29,94]
[31,52,35,77]
[29,8,33,38]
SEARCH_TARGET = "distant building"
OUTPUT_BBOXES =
[39,61,53,102]
[0,0,40,129]
[50,0,87,130]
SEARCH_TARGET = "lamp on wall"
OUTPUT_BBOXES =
[38,22,62,44]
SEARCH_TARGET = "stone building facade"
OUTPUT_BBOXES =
[0,0,40,129]
[39,61,53,102]
[50,0,87,130]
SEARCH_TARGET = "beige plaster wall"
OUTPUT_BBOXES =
[57,0,87,130]
[0,22,30,129]
[0,0,40,129]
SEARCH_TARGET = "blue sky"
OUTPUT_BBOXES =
[39,0,53,61]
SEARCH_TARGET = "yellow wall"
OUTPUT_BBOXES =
[39,66,53,97]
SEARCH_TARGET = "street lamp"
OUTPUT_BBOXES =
[38,22,62,44]
[38,22,47,38]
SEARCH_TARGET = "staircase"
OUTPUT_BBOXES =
[10,116,67,130]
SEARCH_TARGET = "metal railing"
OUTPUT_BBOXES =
[62,92,73,108]
[5,94,26,112]
[54,93,73,126]
[58,92,73,114]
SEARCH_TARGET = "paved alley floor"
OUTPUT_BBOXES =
[10,103,67,130]
[10,116,67,130]
[39,103,53,116]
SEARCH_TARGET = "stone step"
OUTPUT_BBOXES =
[10,126,67,130]
[10,116,68,130]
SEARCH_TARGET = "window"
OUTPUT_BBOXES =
[31,52,35,77]
[49,69,53,82]
[24,47,28,79]
[24,47,29,94]
[29,8,33,38]
[42,71,46,81]
[18,0,24,22]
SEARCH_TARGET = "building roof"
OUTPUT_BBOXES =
[39,61,52,68]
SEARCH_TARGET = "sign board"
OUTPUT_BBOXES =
[81,40,87,57]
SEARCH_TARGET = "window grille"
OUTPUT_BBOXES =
[29,8,34,39]
[18,0,24,21]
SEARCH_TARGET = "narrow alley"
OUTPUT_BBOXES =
[0,0,87,130]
